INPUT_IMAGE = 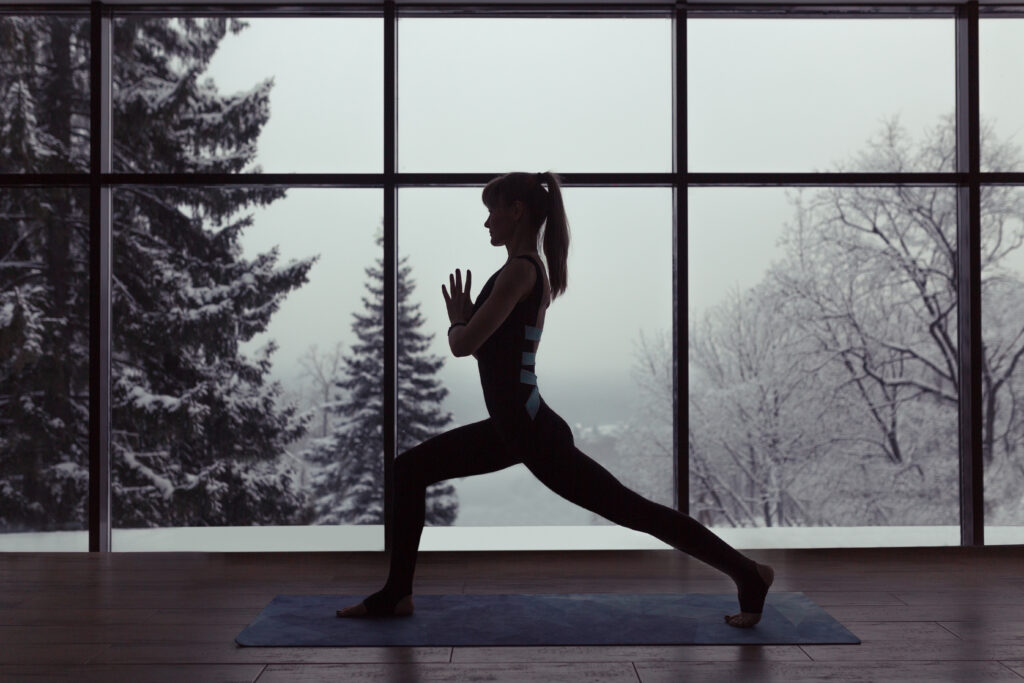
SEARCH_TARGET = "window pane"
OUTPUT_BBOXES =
[0,15,90,173]
[113,17,382,173]
[981,19,1024,172]
[690,186,959,546]
[399,186,674,541]
[981,186,1024,544]
[688,18,953,172]
[111,187,385,551]
[398,19,672,173]
[0,187,89,550]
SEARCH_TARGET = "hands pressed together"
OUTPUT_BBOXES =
[442,268,474,324]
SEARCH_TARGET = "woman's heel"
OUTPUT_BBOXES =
[336,592,415,618]
[392,593,414,616]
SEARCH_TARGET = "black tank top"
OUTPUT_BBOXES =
[471,254,546,431]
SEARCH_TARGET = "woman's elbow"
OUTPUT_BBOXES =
[452,340,479,358]
[452,344,472,358]
[449,328,479,357]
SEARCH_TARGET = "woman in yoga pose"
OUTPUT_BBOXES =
[337,171,774,628]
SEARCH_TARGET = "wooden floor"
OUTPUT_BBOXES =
[2,545,1023,681]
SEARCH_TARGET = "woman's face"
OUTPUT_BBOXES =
[484,201,519,246]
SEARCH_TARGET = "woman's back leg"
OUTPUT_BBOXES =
[520,414,769,620]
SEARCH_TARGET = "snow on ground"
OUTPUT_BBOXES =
[4,526,1022,553]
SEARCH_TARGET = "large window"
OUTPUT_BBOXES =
[398,18,672,173]
[1,2,1018,552]
[980,187,1024,539]
[112,17,382,174]
[688,18,953,172]
[980,18,1024,173]
[0,187,89,549]
[109,187,385,551]
[979,17,1024,543]
[0,15,90,173]
[690,187,960,546]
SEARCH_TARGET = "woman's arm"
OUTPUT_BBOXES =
[448,259,534,358]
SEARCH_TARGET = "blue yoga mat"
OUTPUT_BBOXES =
[235,592,860,647]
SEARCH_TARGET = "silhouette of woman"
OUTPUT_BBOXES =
[337,171,774,628]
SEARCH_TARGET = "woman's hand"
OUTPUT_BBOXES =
[442,268,474,323]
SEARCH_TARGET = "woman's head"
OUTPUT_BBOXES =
[482,171,570,301]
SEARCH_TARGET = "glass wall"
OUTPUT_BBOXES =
[980,18,1024,544]
[0,15,90,173]
[689,187,960,546]
[398,17,672,173]
[1,14,91,550]
[0,187,90,550]
[688,18,953,173]
[979,188,1024,542]
[2,3,1018,551]
[109,187,384,551]
[980,18,1024,173]
[687,14,960,547]
[112,17,382,174]
[104,13,386,550]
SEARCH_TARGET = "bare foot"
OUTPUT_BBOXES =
[336,593,414,618]
[724,562,774,628]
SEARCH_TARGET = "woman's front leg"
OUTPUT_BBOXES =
[337,417,518,617]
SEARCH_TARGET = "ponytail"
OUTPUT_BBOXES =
[537,171,569,301]
[481,170,570,301]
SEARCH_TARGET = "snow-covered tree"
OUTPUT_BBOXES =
[306,229,458,525]
[0,17,91,532]
[772,115,1024,524]
[0,17,317,531]
[0,17,89,172]
[689,284,837,527]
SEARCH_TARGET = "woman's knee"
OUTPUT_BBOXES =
[394,438,451,485]
[393,448,426,483]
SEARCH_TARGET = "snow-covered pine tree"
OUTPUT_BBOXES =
[307,229,458,526]
[1,16,92,532]
[111,17,319,527]
[0,16,317,531]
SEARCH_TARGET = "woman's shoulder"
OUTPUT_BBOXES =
[509,255,547,305]
[510,254,544,279]
[498,257,537,289]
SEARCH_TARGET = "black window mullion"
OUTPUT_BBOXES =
[675,1,687,515]
[383,0,398,552]
[88,0,113,553]
[955,0,984,546]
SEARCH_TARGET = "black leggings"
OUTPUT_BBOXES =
[373,409,759,607]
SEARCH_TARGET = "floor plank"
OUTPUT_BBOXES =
[255,661,641,682]
[635,660,1024,682]
[0,664,266,683]
[88,643,453,665]
[451,644,811,663]
[939,622,1024,640]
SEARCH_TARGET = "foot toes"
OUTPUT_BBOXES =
[336,603,368,617]
[724,612,761,628]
